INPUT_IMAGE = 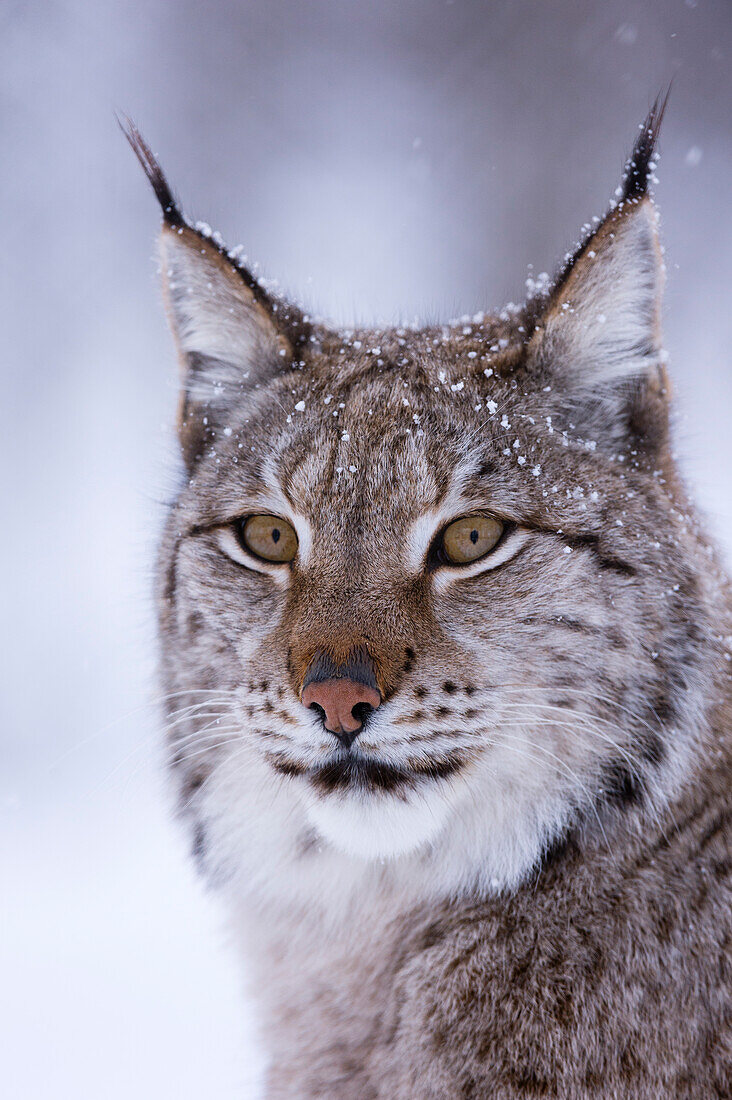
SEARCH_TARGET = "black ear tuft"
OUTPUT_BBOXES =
[619,87,671,203]
[117,113,186,228]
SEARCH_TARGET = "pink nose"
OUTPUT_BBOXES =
[302,678,381,745]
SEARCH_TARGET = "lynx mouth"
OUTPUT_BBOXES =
[268,750,466,794]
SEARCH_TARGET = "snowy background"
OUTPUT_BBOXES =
[2,1,731,1097]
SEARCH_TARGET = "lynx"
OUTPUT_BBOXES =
[125,98,730,1098]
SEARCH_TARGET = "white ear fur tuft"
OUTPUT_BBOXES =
[532,198,663,395]
[160,224,289,407]
[527,197,669,451]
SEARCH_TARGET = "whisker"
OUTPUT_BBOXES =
[492,734,614,856]
[164,708,233,735]
[490,683,665,739]
[169,736,245,767]
[495,709,668,838]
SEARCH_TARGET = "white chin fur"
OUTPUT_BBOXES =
[303,786,455,860]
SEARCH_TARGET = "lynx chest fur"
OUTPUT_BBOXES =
[125,102,731,1098]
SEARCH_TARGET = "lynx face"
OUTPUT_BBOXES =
[130,105,718,894]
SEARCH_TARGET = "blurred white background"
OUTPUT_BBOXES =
[2,2,730,1097]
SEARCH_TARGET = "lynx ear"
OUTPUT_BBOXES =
[158,222,291,400]
[527,97,670,451]
[120,117,302,464]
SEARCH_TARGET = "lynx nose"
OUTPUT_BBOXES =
[301,649,382,749]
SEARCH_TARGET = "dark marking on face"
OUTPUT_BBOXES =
[524,614,599,636]
[402,645,416,673]
[556,617,593,634]
[639,730,666,767]
[418,726,465,744]
[275,709,298,724]
[600,763,645,808]
[415,686,429,699]
[268,755,307,777]
[310,756,410,794]
[192,821,207,867]
[563,533,636,578]
[650,688,677,727]
[308,750,465,795]
[258,728,291,742]
[538,832,571,873]
[180,771,207,805]
[443,681,458,694]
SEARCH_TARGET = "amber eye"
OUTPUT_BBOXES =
[440,515,504,565]
[236,515,298,563]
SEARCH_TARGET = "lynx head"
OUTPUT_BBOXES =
[126,98,719,896]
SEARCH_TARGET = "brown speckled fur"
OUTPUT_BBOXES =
[370,754,731,1099]
[126,105,731,1097]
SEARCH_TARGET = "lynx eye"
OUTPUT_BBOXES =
[441,515,504,565]
[236,514,298,563]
